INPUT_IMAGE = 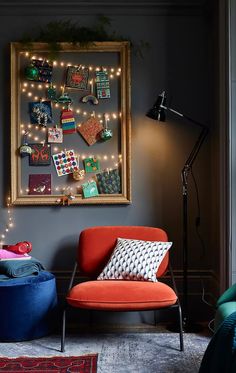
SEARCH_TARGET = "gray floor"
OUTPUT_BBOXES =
[0,331,210,373]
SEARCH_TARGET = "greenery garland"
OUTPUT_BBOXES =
[20,16,149,58]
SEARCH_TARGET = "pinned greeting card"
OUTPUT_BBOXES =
[25,59,53,83]
[66,66,89,90]
[95,70,111,99]
[28,174,51,195]
[61,108,76,134]
[29,144,51,166]
[29,101,52,127]
[96,169,121,194]
[77,117,103,146]
[82,181,99,198]
[48,127,63,143]
[84,157,101,173]
[52,149,79,177]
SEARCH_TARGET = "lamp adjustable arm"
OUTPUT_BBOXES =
[161,104,209,191]
[181,125,208,194]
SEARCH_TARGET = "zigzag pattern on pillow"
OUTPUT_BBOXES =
[97,238,172,282]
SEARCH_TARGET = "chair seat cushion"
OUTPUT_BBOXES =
[66,280,177,311]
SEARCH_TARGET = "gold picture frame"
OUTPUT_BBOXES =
[11,42,131,205]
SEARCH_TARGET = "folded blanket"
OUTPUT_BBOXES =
[0,257,45,280]
[0,248,31,260]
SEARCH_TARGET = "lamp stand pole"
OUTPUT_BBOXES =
[180,122,208,331]
[147,94,209,330]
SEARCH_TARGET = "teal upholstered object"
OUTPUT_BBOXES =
[214,283,236,331]
[199,311,236,373]
[215,302,236,331]
[216,283,236,307]
[0,271,57,341]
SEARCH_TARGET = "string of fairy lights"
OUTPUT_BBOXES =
[18,51,123,198]
[0,197,14,246]
[19,153,122,195]
[21,51,122,77]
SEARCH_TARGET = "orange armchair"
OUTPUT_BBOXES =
[61,226,184,352]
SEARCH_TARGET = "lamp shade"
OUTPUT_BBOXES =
[146,91,166,121]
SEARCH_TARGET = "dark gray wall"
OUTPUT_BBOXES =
[0,0,215,321]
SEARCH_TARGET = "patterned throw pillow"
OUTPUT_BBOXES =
[97,238,172,282]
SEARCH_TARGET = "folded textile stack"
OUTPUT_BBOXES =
[0,248,31,261]
[0,258,45,280]
[0,242,45,280]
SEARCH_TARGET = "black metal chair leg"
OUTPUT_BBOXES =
[178,303,184,351]
[61,308,66,352]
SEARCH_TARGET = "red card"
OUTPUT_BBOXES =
[28,174,51,195]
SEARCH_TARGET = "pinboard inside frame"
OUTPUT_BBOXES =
[11,42,131,205]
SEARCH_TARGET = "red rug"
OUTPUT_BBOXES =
[0,354,98,372]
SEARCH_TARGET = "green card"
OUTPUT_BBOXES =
[84,157,101,173]
[82,181,99,198]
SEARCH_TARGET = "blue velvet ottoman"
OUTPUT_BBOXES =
[0,271,57,341]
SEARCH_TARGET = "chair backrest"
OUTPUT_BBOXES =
[77,226,170,278]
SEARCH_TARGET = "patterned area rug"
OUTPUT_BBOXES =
[0,354,98,372]
[0,332,210,373]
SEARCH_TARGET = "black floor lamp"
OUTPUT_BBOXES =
[146,91,208,331]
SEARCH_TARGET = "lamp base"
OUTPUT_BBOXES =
[167,320,204,333]
[183,321,204,333]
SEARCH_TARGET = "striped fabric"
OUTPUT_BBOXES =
[61,109,75,134]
